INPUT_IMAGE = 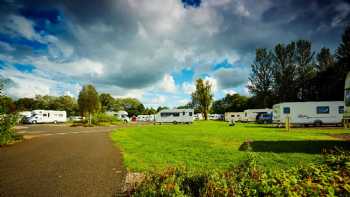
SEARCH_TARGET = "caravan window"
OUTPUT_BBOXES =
[346,89,350,106]
[231,115,235,117]
[339,106,344,114]
[183,112,186,116]
[43,114,47,117]
[317,106,329,114]
[283,107,290,114]
[161,112,180,117]
[189,112,193,116]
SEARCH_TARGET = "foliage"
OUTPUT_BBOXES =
[156,106,169,112]
[0,96,16,114]
[78,84,100,125]
[0,114,22,145]
[111,121,350,172]
[317,47,334,72]
[100,93,114,112]
[211,93,251,114]
[191,79,213,120]
[91,113,120,125]
[248,48,275,108]
[131,151,350,196]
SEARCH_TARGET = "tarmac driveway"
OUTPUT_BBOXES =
[0,124,126,197]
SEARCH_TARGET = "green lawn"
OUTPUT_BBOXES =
[110,121,350,172]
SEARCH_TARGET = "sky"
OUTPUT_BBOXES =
[0,0,349,108]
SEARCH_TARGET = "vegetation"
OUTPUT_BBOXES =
[248,26,350,108]
[0,81,22,145]
[211,93,253,114]
[78,84,100,125]
[130,151,350,196]
[111,121,350,172]
[191,79,213,120]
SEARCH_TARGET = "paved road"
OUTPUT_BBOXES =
[0,124,126,197]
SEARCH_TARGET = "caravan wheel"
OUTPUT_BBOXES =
[314,120,322,127]
[53,120,58,124]
[173,121,178,124]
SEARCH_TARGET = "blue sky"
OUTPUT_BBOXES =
[0,0,349,107]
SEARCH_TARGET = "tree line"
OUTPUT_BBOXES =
[248,26,350,108]
[0,85,157,117]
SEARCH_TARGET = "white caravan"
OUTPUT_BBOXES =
[155,109,194,124]
[225,112,244,122]
[209,114,224,120]
[26,110,67,124]
[194,113,203,120]
[273,101,344,126]
[106,110,130,122]
[137,115,155,122]
[242,109,272,122]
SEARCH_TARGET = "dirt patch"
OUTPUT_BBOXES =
[330,134,350,140]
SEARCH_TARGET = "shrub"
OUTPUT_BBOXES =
[0,114,22,145]
[130,152,350,196]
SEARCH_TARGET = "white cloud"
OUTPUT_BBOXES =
[159,74,177,93]
[204,76,218,93]
[0,41,15,51]
[181,82,195,94]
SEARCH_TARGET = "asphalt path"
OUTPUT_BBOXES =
[0,124,126,197]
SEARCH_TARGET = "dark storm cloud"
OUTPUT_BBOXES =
[0,0,349,94]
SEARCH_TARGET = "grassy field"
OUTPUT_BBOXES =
[111,121,350,172]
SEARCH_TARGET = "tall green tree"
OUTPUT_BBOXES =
[317,48,334,72]
[295,40,316,101]
[272,42,297,102]
[192,78,213,120]
[78,84,100,125]
[336,25,350,73]
[99,93,114,112]
[248,48,274,107]
[211,93,250,114]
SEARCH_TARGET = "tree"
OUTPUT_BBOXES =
[15,98,37,111]
[295,40,316,101]
[317,48,334,72]
[211,93,250,114]
[248,48,274,107]
[336,25,350,73]
[272,42,298,102]
[99,93,114,112]
[78,84,100,125]
[156,106,169,112]
[0,96,16,114]
[191,78,213,120]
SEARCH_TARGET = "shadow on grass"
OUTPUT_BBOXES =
[239,140,350,154]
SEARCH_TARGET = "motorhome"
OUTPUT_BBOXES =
[273,101,344,126]
[106,110,130,122]
[193,113,203,120]
[26,110,67,124]
[242,109,272,122]
[224,112,244,122]
[137,115,155,122]
[155,109,194,124]
[209,114,224,120]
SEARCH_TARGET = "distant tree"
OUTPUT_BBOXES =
[317,48,335,72]
[143,107,157,115]
[192,78,213,120]
[78,84,100,125]
[211,93,250,114]
[272,42,297,102]
[56,96,79,116]
[0,96,15,114]
[99,93,114,112]
[295,40,316,101]
[15,98,37,111]
[248,48,274,107]
[336,25,350,73]
[156,106,169,112]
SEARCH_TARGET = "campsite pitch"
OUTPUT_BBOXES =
[111,121,350,172]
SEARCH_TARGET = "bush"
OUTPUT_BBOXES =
[130,152,350,196]
[0,114,22,145]
[71,113,121,127]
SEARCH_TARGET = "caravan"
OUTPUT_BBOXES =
[225,112,244,122]
[242,109,272,122]
[25,110,67,124]
[155,109,194,124]
[273,101,344,126]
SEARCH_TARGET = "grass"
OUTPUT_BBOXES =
[110,121,350,172]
